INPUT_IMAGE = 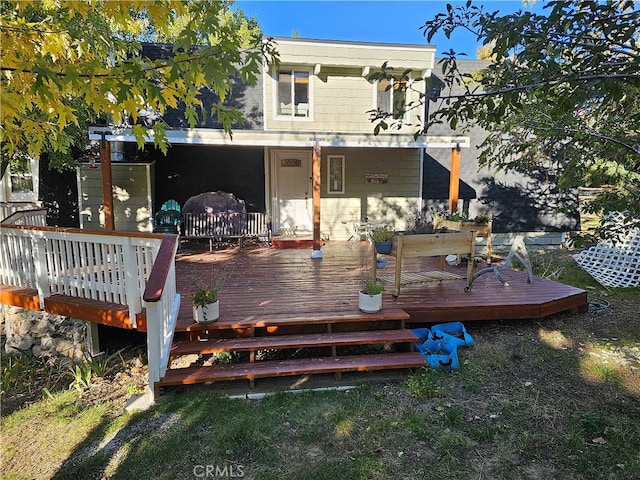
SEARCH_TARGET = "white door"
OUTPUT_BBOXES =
[272,150,312,233]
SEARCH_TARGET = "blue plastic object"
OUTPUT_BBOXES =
[430,322,476,347]
[411,328,430,342]
[376,257,388,269]
[414,339,460,369]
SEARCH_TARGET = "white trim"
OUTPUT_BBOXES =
[314,63,321,75]
[327,155,346,195]
[262,60,269,132]
[4,156,39,203]
[362,66,370,77]
[89,127,470,149]
[374,75,411,123]
[272,66,313,121]
[274,37,436,54]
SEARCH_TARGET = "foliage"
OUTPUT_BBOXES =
[406,211,435,234]
[433,210,491,224]
[67,362,93,391]
[360,267,384,295]
[370,0,640,237]
[1,350,68,401]
[370,225,394,243]
[191,262,232,307]
[0,0,278,176]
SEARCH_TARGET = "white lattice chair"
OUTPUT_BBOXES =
[573,214,640,288]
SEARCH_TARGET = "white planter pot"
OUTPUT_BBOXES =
[358,290,382,313]
[193,300,220,323]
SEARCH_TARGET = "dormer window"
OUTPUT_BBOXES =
[376,78,407,120]
[276,69,311,118]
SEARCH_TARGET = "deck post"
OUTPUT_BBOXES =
[32,233,49,310]
[448,144,461,213]
[99,134,115,231]
[121,236,142,328]
[311,143,322,258]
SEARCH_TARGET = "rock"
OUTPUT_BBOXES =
[19,318,33,335]
[31,319,51,336]
[8,334,34,351]
[56,339,75,357]
[41,334,54,351]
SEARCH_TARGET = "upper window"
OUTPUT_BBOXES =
[276,69,310,118]
[376,78,407,120]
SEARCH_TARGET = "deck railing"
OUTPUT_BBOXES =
[182,212,271,245]
[0,202,43,222]
[1,208,47,227]
[0,224,180,402]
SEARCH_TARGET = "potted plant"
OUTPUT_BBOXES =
[358,269,385,313]
[192,264,231,323]
[370,226,395,254]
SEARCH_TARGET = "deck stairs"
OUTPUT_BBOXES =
[156,303,425,394]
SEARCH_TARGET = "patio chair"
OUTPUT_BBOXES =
[470,235,533,288]
[160,199,181,213]
[152,209,182,235]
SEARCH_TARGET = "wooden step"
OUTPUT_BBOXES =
[176,303,410,332]
[170,329,420,357]
[158,352,426,387]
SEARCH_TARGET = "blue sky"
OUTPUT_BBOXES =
[235,1,545,58]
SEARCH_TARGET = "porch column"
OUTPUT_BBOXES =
[99,134,115,231]
[448,144,461,213]
[311,144,322,258]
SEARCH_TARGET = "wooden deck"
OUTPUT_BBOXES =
[1,236,588,394]
[152,239,587,393]
[174,240,587,332]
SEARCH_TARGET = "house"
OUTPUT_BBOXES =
[75,37,576,251]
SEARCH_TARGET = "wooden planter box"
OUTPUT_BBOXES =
[434,219,492,262]
[374,231,476,297]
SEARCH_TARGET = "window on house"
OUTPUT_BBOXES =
[277,69,310,118]
[6,157,38,202]
[327,155,345,194]
[376,78,407,120]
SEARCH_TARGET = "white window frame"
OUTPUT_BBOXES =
[273,67,313,120]
[2,156,39,202]
[327,155,345,194]
[373,75,411,122]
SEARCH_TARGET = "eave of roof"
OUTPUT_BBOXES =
[88,126,469,149]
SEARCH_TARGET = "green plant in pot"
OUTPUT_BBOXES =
[192,264,231,323]
[359,269,384,313]
[371,226,394,254]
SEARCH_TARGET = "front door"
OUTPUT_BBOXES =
[272,150,312,234]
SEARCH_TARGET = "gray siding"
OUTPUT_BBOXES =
[78,163,154,232]
[424,59,579,234]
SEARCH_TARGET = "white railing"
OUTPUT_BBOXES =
[0,225,180,402]
[0,202,42,222]
[143,235,181,403]
[0,226,161,323]
[182,212,270,242]
[1,208,47,227]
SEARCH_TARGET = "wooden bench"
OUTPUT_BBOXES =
[182,212,271,250]
[376,231,476,297]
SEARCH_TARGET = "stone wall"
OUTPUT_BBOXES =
[1,305,88,360]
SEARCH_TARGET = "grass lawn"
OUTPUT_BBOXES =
[2,249,639,479]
